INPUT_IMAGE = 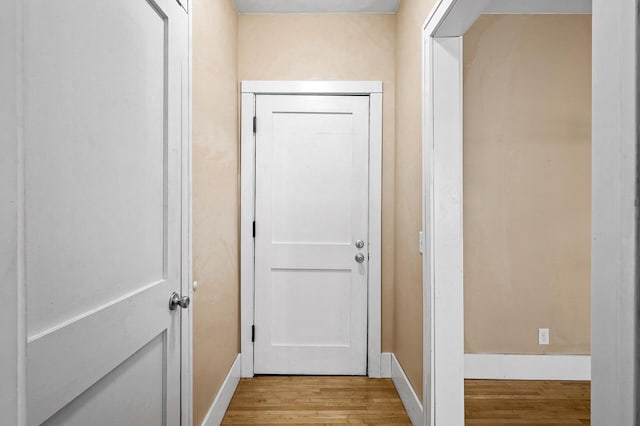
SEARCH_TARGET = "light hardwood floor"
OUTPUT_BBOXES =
[465,380,590,425]
[222,376,411,425]
[222,377,590,425]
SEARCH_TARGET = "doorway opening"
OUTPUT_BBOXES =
[421,1,593,424]
[461,13,592,425]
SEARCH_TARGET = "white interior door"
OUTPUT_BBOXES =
[254,95,370,375]
[24,0,188,423]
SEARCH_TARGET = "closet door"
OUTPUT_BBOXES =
[23,0,189,423]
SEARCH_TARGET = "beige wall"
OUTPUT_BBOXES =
[394,0,437,402]
[191,5,591,417]
[192,0,239,423]
[463,15,592,354]
[238,14,397,352]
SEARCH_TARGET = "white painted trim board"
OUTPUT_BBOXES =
[380,352,392,378]
[367,92,383,378]
[241,81,382,95]
[591,0,639,422]
[181,3,194,424]
[239,91,255,378]
[391,354,423,426]
[233,0,400,14]
[201,355,241,426]
[1,0,25,421]
[465,354,591,381]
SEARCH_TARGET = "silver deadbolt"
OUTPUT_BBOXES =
[355,240,365,249]
[169,292,190,310]
[355,253,365,264]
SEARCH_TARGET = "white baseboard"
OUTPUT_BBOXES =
[380,352,392,378]
[464,354,591,381]
[391,354,423,426]
[201,354,242,426]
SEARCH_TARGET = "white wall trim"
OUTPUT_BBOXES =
[240,81,383,378]
[239,91,255,378]
[241,81,382,95]
[591,0,639,423]
[464,354,591,381]
[367,92,383,378]
[422,32,465,426]
[391,354,423,426]
[181,3,194,425]
[380,352,392,378]
[201,354,241,426]
[423,0,591,38]
[421,1,594,425]
[485,0,591,14]
[233,0,400,14]
[1,0,25,422]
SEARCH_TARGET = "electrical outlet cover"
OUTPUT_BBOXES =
[538,328,550,345]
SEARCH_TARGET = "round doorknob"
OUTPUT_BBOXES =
[355,240,365,249]
[355,253,365,264]
[169,292,190,310]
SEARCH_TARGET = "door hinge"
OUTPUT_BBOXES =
[252,221,256,238]
[253,116,257,133]
[251,325,255,342]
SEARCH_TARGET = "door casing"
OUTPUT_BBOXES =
[240,81,383,378]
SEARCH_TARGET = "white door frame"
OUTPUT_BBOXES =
[1,3,193,423]
[1,2,25,424]
[590,0,639,423]
[421,1,593,425]
[182,2,194,424]
[240,81,383,378]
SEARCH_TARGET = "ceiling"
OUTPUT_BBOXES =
[232,0,400,14]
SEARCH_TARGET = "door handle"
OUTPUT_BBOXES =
[169,292,190,310]
[355,240,365,249]
[355,253,365,264]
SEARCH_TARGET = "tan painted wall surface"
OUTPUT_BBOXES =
[463,15,592,354]
[191,7,590,418]
[238,14,397,352]
[192,0,239,423]
[394,0,437,402]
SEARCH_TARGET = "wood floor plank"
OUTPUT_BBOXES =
[222,377,590,425]
[465,380,590,425]
[222,376,411,425]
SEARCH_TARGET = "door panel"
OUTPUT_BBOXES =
[41,334,166,426]
[25,0,167,335]
[254,95,369,375]
[23,0,187,422]
[27,284,176,425]
[270,113,353,244]
[270,269,352,346]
